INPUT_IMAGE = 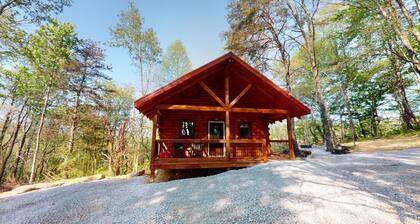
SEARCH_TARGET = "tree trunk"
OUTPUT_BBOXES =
[311,61,335,150]
[328,114,337,146]
[104,119,115,175]
[29,83,51,184]
[20,126,35,182]
[67,103,78,155]
[64,74,86,178]
[116,118,128,175]
[284,70,300,156]
[392,55,418,129]
[370,100,379,137]
[414,0,420,13]
[0,99,15,147]
[357,116,367,138]
[38,144,49,179]
[341,84,357,145]
[0,99,27,182]
[135,115,145,172]
[339,106,345,142]
[376,1,420,73]
[289,1,336,151]
[12,116,32,179]
[393,0,420,44]
[303,119,310,145]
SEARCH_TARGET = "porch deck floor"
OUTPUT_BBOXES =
[152,158,267,170]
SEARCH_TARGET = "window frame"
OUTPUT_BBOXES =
[239,121,251,138]
[180,120,195,138]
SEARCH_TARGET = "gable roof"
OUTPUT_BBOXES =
[134,52,310,119]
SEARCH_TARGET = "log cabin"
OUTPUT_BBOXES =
[134,52,310,180]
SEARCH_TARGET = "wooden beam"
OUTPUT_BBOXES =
[156,139,226,144]
[287,115,295,160]
[263,139,268,161]
[199,81,226,107]
[230,84,252,107]
[225,73,230,105]
[269,139,289,143]
[157,104,225,112]
[231,139,265,144]
[225,110,230,160]
[157,104,288,114]
[225,71,231,160]
[153,161,265,170]
[156,138,265,144]
[230,107,288,114]
[150,113,158,181]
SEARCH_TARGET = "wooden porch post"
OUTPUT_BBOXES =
[225,73,230,160]
[150,113,158,181]
[287,115,295,160]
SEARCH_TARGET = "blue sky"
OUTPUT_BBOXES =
[58,0,230,95]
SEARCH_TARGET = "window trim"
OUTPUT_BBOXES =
[239,121,251,138]
[180,120,195,138]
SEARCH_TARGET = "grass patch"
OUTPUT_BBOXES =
[342,132,420,153]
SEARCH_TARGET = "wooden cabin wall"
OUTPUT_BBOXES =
[159,111,268,139]
[158,110,269,160]
[156,71,272,160]
[229,113,269,160]
[159,111,225,140]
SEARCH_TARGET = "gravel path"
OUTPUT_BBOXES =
[1,148,419,224]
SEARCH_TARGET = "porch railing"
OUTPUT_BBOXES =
[155,138,267,160]
[268,140,289,154]
[156,139,226,159]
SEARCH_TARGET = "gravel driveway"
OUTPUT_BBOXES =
[1,148,419,224]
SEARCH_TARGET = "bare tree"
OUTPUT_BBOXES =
[286,0,336,150]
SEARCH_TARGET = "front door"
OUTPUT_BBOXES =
[208,121,225,157]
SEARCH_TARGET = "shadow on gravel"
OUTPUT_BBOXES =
[0,149,418,223]
[154,168,236,182]
[281,149,420,223]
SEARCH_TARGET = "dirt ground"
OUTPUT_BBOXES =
[342,134,420,152]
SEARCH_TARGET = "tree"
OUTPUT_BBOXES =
[110,0,161,172]
[341,0,420,75]
[0,0,71,24]
[285,0,337,150]
[23,20,79,183]
[388,47,419,130]
[63,40,110,178]
[100,82,134,176]
[376,0,420,73]
[0,0,71,60]
[109,0,161,95]
[224,0,303,155]
[0,66,34,182]
[334,0,419,131]
[0,64,41,182]
[159,40,192,86]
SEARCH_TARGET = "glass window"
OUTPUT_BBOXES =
[181,121,194,137]
[239,122,251,137]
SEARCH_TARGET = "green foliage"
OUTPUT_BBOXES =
[102,82,134,127]
[1,66,39,99]
[24,19,79,89]
[224,0,291,71]
[66,106,108,177]
[0,0,72,24]
[158,40,192,86]
[109,0,161,89]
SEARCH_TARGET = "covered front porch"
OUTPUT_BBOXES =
[149,110,296,180]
